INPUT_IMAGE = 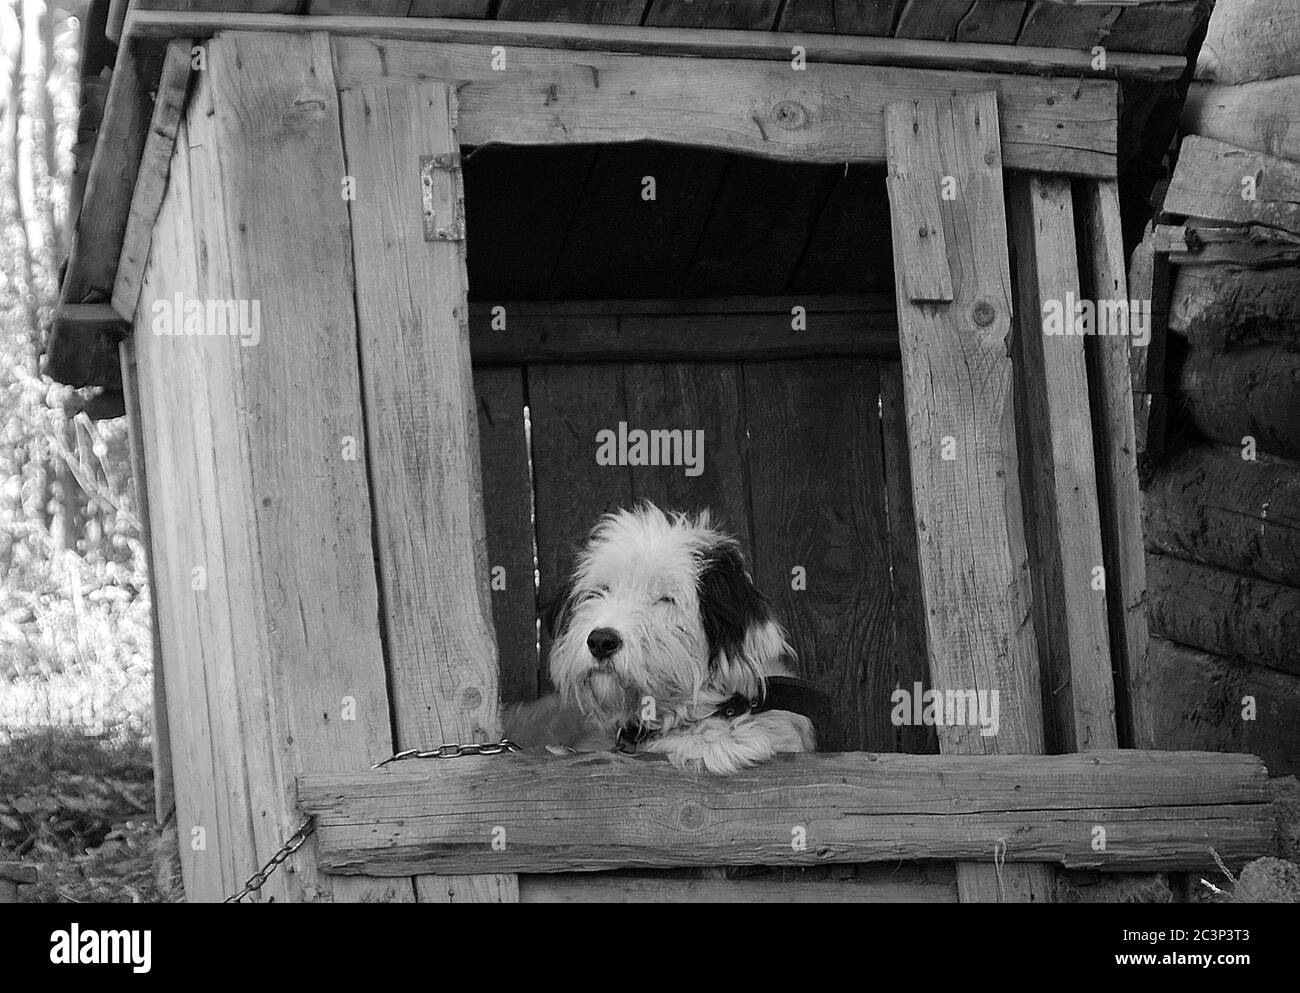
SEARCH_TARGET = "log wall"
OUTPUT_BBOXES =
[1142,0,1300,776]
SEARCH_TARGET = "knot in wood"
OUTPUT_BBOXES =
[460,686,482,711]
[971,299,998,327]
[769,99,809,131]
[676,799,707,831]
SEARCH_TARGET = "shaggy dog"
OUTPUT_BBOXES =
[503,504,818,774]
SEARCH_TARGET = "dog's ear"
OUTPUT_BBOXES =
[698,542,776,670]
[542,579,575,641]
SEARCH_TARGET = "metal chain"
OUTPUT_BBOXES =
[371,738,522,768]
[223,817,316,904]
[224,740,519,902]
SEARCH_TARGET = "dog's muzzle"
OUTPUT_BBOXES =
[586,627,622,661]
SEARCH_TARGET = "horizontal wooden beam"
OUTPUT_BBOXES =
[123,11,1187,81]
[297,750,1271,876]
[332,36,1118,176]
[468,295,900,363]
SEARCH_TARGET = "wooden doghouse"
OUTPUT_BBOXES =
[51,0,1279,903]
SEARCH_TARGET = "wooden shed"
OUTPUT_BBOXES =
[47,0,1283,903]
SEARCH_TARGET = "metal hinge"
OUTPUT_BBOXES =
[420,153,465,242]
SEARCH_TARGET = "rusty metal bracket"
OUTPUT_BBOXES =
[420,153,465,242]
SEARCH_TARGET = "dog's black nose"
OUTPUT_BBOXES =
[587,628,622,660]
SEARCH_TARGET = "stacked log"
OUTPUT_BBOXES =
[1142,0,1300,776]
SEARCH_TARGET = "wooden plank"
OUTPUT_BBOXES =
[787,165,895,294]
[1017,1,1123,48]
[1165,136,1300,238]
[48,39,162,388]
[475,367,540,703]
[409,0,492,16]
[1007,173,1116,754]
[308,0,412,14]
[886,92,1052,903]
[1104,0,1210,56]
[1183,78,1300,164]
[623,363,753,554]
[644,0,781,28]
[1197,0,1300,84]
[470,300,901,363]
[1160,225,1300,268]
[546,144,727,299]
[118,335,175,822]
[1146,554,1300,677]
[298,750,1274,875]
[133,117,228,901]
[1176,345,1300,460]
[172,31,409,903]
[463,145,598,300]
[1169,265,1300,349]
[956,1,1028,44]
[497,1,646,24]
[1076,179,1152,751]
[1143,444,1300,586]
[527,364,635,688]
[519,864,959,902]
[333,37,1121,177]
[682,156,841,296]
[1147,638,1300,778]
[340,80,515,904]
[835,0,905,35]
[778,0,836,32]
[746,359,895,753]
[111,39,193,322]
[1127,224,1169,476]
[894,0,974,41]
[125,10,1190,80]
[880,363,936,755]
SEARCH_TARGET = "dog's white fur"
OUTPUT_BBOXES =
[503,504,815,774]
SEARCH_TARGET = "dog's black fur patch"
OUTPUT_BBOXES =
[698,541,774,670]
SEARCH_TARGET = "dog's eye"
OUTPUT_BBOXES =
[658,595,675,606]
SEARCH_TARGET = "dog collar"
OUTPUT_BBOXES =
[614,676,829,753]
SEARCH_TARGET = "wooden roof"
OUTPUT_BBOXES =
[123,0,1212,56]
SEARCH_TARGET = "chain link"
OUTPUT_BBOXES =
[223,817,316,904]
[371,738,522,768]
[224,739,519,902]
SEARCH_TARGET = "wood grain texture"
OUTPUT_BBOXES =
[1168,264,1300,349]
[1146,637,1300,778]
[1197,0,1300,84]
[111,38,192,322]
[126,10,1189,80]
[1165,136,1300,238]
[527,363,635,686]
[1183,77,1300,167]
[1076,179,1152,751]
[519,864,958,901]
[332,37,1121,176]
[1146,554,1300,677]
[408,0,494,15]
[474,367,540,703]
[1175,345,1300,460]
[1103,0,1210,56]
[297,750,1273,875]
[894,0,974,41]
[1126,224,1169,475]
[643,0,782,28]
[1007,174,1117,753]
[880,364,936,755]
[496,0,647,23]
[623,363,754,554]
[885,93,1051,902]
[167,32,408,903]
[340,80,515,904]
[1017,1,1122,48]
[745,360,895,753]
[1143,444,1300,586]
[469,297,901,363]
[956,1,1027,44]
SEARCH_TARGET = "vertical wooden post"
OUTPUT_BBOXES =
[1005,173,1118,753]
[1076,179,1154,749]
[135,32,410,902]
[338,80,516,903]
[885,92,1054,902]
